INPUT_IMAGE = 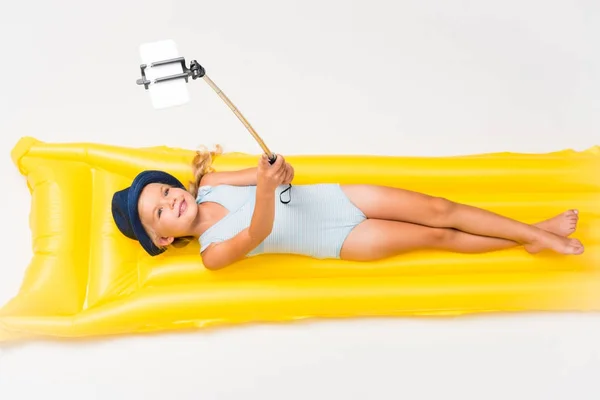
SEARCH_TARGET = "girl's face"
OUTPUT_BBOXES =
[137,183,199,247]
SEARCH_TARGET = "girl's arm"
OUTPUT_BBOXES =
[200,162,294,187]
[200,154,291,270]
[200,188,275,270]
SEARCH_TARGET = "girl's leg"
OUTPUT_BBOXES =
[341,184,584,255]
[340,220,514,261]
[341,219,550,261]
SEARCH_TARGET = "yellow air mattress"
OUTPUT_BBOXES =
[1,136,599,342]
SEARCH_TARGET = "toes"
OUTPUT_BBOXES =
[568,240,584,254]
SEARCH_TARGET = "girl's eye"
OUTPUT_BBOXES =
[158,187,169,218]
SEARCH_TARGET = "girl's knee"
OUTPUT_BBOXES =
[427,227,455,245]
[429,197,457,225]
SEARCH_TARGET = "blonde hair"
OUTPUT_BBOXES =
[188,144,223,198]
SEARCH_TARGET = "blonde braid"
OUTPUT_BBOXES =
[188,144,223,198]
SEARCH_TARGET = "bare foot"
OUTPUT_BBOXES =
[524,230,585,255]
[534,209,579,237]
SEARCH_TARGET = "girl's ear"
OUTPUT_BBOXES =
[157,236,174,247]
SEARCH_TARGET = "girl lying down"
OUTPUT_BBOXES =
[111,147,583,270]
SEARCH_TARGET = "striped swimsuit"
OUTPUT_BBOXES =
[196,184,366,259]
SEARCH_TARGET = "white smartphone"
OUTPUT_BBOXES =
[139,40,190,109]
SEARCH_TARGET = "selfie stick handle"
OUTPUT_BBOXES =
[202,74,277,165]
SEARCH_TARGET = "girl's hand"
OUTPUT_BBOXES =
[257,154,287,192]
[282,162,294,185]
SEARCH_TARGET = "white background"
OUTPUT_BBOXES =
[1,1,599,399]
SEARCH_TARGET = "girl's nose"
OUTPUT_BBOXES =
[160,195,175,209]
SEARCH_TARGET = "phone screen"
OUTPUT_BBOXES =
[139,40,190,109]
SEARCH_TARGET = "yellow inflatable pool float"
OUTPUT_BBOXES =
[1,137,599,342]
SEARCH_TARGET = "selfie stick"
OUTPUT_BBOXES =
[136,57,278,165]
[135,41,289,203]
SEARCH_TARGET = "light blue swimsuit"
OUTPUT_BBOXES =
[196,184,366,259]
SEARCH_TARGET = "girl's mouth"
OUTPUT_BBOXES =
[179,199,187,217]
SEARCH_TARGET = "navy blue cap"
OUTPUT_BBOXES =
[111,170,186,256]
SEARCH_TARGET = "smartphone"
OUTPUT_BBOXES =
[139,40,190,109]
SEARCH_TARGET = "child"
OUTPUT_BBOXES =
[111,147,583,270]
